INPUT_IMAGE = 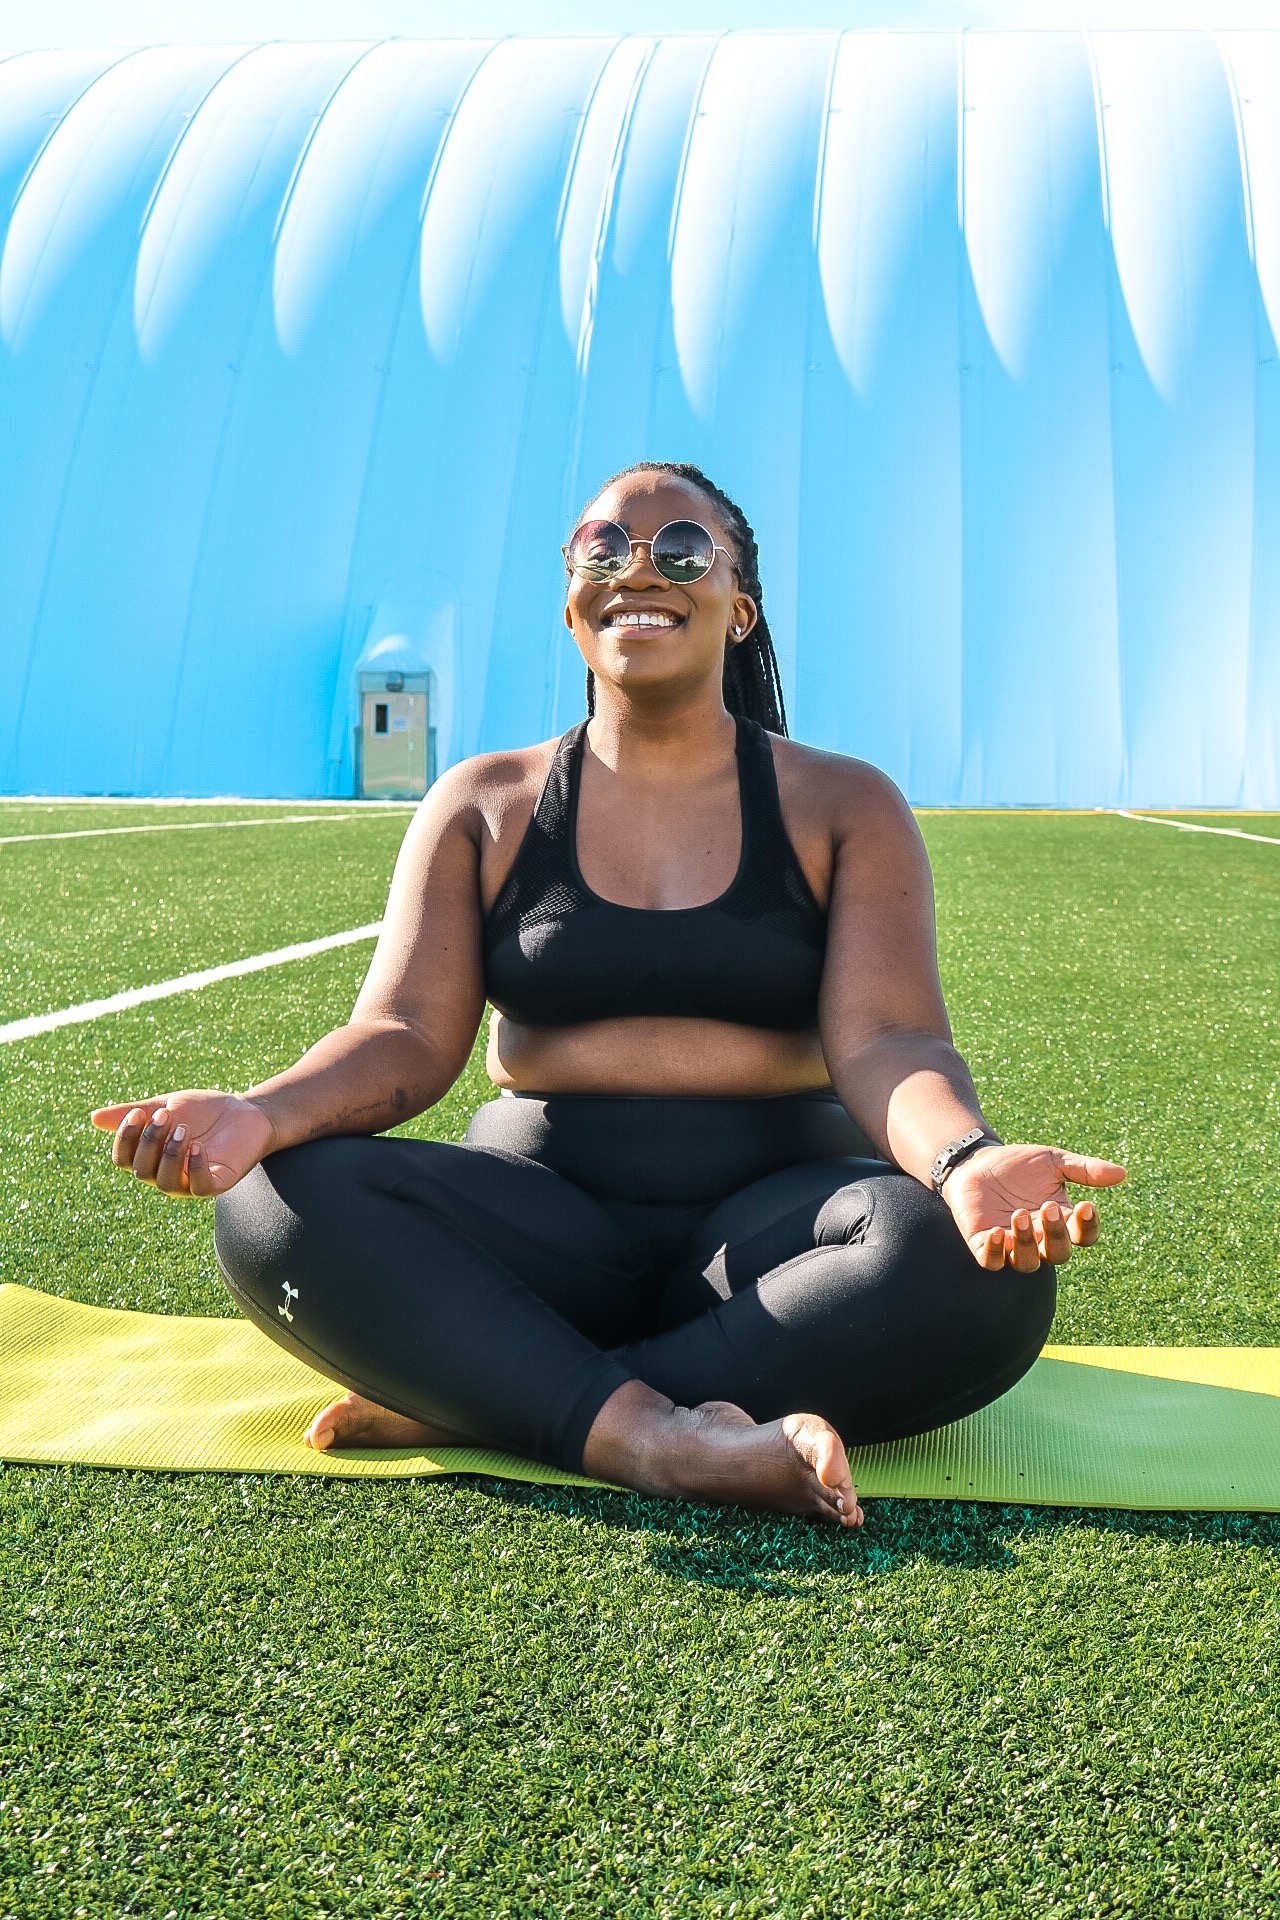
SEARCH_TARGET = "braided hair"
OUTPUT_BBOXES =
[575,461,788,735]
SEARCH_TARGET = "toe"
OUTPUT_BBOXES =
[784,1415,864,1527]
[304,1396,352,1450]
[811,1424,863,1527]
[804,1417,853,1493]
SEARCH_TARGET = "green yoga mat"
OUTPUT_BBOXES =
[3,1283,1279,1511]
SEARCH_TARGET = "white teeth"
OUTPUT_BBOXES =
[607,611,678,629]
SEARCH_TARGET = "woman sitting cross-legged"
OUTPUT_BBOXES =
[93,461,1125,1528]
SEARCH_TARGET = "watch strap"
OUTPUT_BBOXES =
[930,1128,997,1196]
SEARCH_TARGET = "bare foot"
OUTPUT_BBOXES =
[304,1391,466,1453]
[582,1384,864,1527]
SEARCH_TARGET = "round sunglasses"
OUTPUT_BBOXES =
[564,518,733,586]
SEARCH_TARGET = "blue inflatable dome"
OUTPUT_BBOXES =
[0,30,1277,805]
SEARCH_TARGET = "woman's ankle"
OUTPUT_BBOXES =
[581,1379,679,1490]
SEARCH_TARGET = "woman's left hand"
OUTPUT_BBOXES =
[941,1143,1127,1271]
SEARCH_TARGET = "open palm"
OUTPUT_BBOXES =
[91,1091,274,1198]
[943,1143,1127,1271]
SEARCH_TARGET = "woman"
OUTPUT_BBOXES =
[93,462,1125,1528]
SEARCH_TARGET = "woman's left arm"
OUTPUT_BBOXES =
[817,763,1125,1272]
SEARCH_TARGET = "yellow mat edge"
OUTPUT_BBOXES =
[0,1441,610,1488]
[1043,1343,1280,1394]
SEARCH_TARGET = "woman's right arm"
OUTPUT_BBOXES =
[91,765,491,1199]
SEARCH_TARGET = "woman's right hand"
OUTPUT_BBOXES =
[91,1092,275,1198]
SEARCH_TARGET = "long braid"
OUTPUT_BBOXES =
[576,462,788,735]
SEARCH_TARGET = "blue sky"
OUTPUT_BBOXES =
[2,0,1279,52]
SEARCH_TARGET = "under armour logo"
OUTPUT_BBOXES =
[278,1281,299,1323]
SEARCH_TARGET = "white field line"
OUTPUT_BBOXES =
[1116,810,1280,847]
[0,924,383,1046]
[0,812,373,847]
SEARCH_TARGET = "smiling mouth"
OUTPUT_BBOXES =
[601,609,684,630]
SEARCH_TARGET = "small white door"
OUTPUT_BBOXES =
[360,690,427,798]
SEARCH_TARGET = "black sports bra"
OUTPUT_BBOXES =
[482,717,828,1031]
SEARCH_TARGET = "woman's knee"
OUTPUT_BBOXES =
[818,1169,1056,1357]
[213,1158,306,1298]
[815,1169,964,1278]
[212,1140,361,1295]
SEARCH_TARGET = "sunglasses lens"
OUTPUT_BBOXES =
[568,520,630,580]
[652,520,716,584]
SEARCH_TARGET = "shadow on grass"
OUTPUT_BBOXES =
[474,1479,1280,1596]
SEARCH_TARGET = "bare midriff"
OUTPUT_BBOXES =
[486,1010,832,1097]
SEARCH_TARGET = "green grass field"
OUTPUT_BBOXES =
[2,801,1279,1917]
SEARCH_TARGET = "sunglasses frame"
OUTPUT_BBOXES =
[563,518,735,585]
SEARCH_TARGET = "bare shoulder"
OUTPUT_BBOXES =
[399,739,560,854]
[768,736,920,850]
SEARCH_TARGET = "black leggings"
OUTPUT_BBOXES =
[213,1091,1055,1475]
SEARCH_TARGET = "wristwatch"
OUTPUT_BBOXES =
[930,1128,998,1196]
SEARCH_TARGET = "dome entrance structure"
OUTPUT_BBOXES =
[0,31,1275,805]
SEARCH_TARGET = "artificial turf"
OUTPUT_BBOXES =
[2,805,1279,1916]
[0,806,415,1026]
